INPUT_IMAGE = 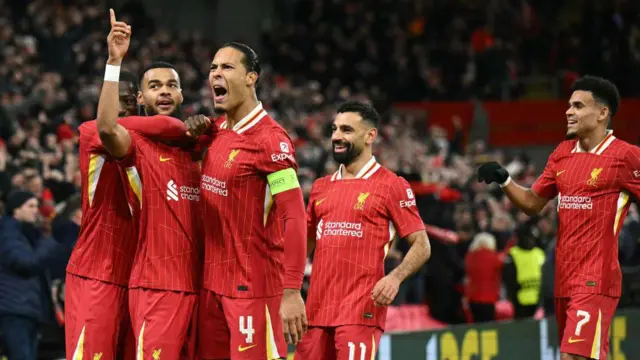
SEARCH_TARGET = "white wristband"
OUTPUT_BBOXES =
[104,64,121,82]
[499,176,512,188]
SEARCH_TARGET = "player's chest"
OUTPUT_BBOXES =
[555,154,622,194]
[203,133,260,181]
[314,182,387,222]
[142,145,201,187]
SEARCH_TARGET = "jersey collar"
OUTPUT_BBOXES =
[572,130,615,155]
[331,156,381,181]
[220,102,267,134]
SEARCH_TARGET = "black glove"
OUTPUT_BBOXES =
[477,162,509,185]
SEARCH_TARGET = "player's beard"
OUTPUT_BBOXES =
[332,141,362,165]
[566,130,578,140]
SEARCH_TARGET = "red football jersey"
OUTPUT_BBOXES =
[120,132,203,293]
[200,103,297,298]
[305,157,426,329]
[67,122,137,286]
[532,131,640,298]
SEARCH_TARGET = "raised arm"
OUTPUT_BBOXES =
[96,9,132,158]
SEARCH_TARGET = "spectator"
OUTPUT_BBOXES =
[0,191,60,360]
[50,194,82,282]
[503,223,545,319]
[464,232,503,323]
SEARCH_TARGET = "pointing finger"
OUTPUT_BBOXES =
[110,8,116,25]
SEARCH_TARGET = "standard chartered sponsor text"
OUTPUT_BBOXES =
[201,175,228,196]
[324,221,364,238]
[180,185,200,201]
[559,194,592,210]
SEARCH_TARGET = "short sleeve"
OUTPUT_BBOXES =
[255,129,298,174]
[531,151,559,199]
[385,176,426,239]
[306,181,321,238]
[116,130,139,168]
[620,145,640,200]
[78,122,105,154]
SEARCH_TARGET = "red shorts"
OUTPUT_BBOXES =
[65,274,129,360]
[555,294,619,360]
[117,307,136,360]
[294,325,383,360]
[198,289,287,359]
[129,288,198,360]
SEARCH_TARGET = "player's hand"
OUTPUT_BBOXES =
[185,115,211,137]
[280,289,308,346]
[477,161,509,185]
[371,274,400,306]
[107,9,131,63]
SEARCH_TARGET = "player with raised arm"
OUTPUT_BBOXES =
[477,76,640,360]
[67,66,189,359]
[185,42,307,359]
[96,9,204,359]
[294,101,431,360]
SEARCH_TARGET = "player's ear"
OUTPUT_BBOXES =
[246,72,258,87]
[598,106,609,123]
[365,127,378,145]
[176,89,184,105]
[136,90,144,106]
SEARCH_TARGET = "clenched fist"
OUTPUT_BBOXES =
[185,115,212,137]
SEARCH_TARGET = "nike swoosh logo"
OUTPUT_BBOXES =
[315,198,327,206]
[568,337,585,344]
[160,156,172,162]
[238,344,257,352]
[556,170,566,177]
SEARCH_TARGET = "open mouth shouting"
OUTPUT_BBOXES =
[213,84,228,103]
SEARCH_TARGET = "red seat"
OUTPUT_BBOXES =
[385,305,447,332]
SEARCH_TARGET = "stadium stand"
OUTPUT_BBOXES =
[0,0,639,358]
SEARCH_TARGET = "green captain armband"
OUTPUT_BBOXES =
[267,168,300,195]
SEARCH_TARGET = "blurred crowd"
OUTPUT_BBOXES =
[1,2,640,355]
[267,0,640,102]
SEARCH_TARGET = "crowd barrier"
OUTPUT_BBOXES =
[286,308,638,359]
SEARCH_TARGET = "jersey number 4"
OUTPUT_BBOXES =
[239,316,255,343]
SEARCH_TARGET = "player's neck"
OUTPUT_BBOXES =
[579,127,608,153]
[341,152,374,179]
[225,97,259,129]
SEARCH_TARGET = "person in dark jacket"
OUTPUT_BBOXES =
[0,191,60,360]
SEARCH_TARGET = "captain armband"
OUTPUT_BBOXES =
[267,168,300,195]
